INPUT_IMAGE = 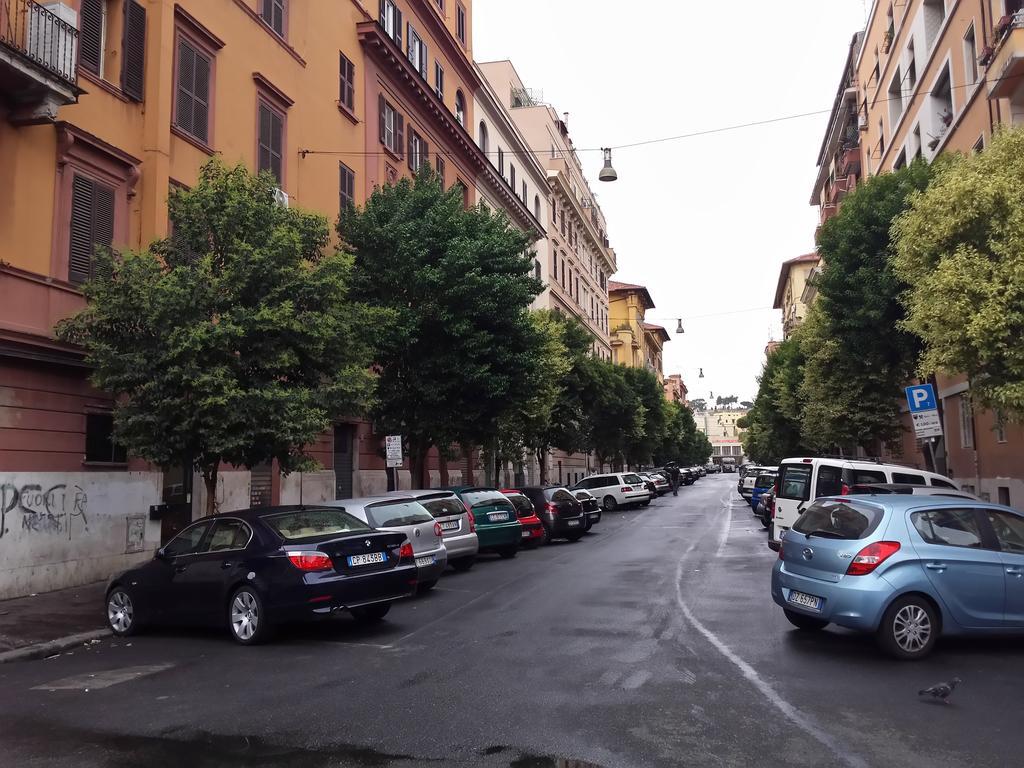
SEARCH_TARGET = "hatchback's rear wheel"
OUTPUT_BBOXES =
[228,586,270,645]
[106,587,138,637]
[417,580,438,593]
[603,496,617,512]
[877,595,938,660]
[567,532,584,543]
[783,608,829,631]
[498,545,518,559]
[351,602,391,623]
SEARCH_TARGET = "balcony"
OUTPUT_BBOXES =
[988,11,1024,102]
[839,145,860,178]
[0,0,81,124]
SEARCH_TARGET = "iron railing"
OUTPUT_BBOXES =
[0,0,79,85]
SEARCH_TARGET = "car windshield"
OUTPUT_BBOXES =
[792,499,883,540]
[262,508,370,541]
[546,488,575,503]
[778,463,812,500]
[365,501,433,527]
[754,474,777,489]
[623,474,643,485]
[462,490,509,508]
[419,497,466,519]
[506,494,534,515]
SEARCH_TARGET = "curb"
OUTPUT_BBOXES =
[0,629,108,665]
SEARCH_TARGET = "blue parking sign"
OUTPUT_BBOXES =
[905,384,937,413]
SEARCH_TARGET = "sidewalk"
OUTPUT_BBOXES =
[0,581,108,663]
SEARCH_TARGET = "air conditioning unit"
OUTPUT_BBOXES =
[273,187,290,208]
[29,3,78,82]
[858,114,869,132]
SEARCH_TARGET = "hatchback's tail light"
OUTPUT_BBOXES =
[621,486,632,493]
[398,542,415,563]
[846,541,900,576]
[463,504,476,532]
[287,552,332,571]
[433,522,443,538]
[841,483,851,496]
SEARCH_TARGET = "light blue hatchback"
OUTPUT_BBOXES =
[771,495,1024,659]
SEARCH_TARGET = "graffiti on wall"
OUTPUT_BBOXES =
[0,483,89,540]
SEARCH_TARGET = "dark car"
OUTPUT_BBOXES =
[680,468,697,486]
[445,487,523,558]
[756,489,774,529]
[500,489,547,548]
[511,486,586,542]
[572,489,602,530]
[104,506,418,645]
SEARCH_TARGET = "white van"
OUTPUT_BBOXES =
[768,458,958,550]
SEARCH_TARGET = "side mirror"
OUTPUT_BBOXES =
[155,547,167,560]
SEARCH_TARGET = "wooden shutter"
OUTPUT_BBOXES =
[422,139,429,169]
[340,54,355,111]
[379,0,386,26]
[395,113,404,158]
[91,184,115,280]
[258,104,273,176]
[394,8,402,46]
[421,42,428,78]
[121,0,147,102]
[192,52,211,143]
[269,109,283,183]
[80,0,103,74]
[175,40,195,137]
[407,131,414,171]
[378,94,386,145]
[69,175,115,285]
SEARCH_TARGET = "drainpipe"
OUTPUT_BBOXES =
[968,377,982,496]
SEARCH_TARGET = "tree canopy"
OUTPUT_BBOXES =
[894,127,1024,417]
[742,332,811,464]
[58,160,378,513]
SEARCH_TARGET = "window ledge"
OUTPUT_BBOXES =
[171,125,215,156]
[337,102,359,125]
[82,461,129,469]
[79,69,130,103]
[381,144,403,163]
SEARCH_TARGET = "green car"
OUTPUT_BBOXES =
[445,487,522,559]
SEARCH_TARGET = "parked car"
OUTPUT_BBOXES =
[770,458,959,550]
[772,495,1024,660]
[509,486,586,542]
[104,506,418,644]
[721,459,737,473]
[573,473,651,511]
[680,468,697,486]
[705,463,721,474]
[500,489,547,548]
[636,473,658,500]
[739,466,768,498]
[644,472,671,496]
[572,489,602,530]
[386,490,479,573]
[696,466,707,477]
[323,497,447,592]
[749,470,778,511]
[446,487,523,559]
[849,483,980,501]
[756,489,774,529]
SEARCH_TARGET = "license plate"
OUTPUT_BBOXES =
[521,529,531,538]
[439,520,459,531]
[488,511,509,522]
[415,556,435,567]
[567,520,580,527]
[348,552,385,566]
[788,591,822,611]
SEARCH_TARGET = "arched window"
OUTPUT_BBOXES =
[455,91,466,126]
[534,194,541,220]
[478,121,488,155]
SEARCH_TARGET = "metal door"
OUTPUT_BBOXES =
[334,424,355,500]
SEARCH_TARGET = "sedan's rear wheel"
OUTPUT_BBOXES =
[417,580,438,593]
[450,557,475,572]
[567,532,585,543]
[498,545,518,559]
[602,496,617,512]
[783,608,829,631]
[351,602,391,623]
[228,586,270,645]
[877,596,938,660]
[106,587,138,637]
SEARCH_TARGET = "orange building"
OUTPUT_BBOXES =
[0,0,489,597]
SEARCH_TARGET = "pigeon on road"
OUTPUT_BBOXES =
[918,677,962,704]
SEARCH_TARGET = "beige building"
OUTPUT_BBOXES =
[696,409,749,465]
[607,281,671,383]
[664,374,688,404]
[772,253,819,338]
[478,60,614,360]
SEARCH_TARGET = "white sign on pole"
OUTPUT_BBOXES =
[910,410,944,439]
[905,384,943,439]
[385,435,403,468]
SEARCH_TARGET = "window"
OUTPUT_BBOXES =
[960,393,974,449]
[434,61,444,100]
[793,499,884,540]
[552,256,557,279]
[509,163,516,190]
[339,53,356,112]
[893,472,926,485]
[560,256,566,288]
[455,90,466,126]
[778,464,812,501]
[258,102,284,185]
[435,154,445,181]
[380,0,402,47]
[263,508,369,540]
[378,95,404,157]
[888,69,903,126]
[931,478,957,489]
[164,521,212,556]
[923,0,946,50]
[69,174,115,285]
[456,2,466,44]
[207,520,253,552]
[478,121,489,154]
[894,148,907,170]
[260,0,286,37]
[995,410,1008,443]
[408,130,429,171]
[85,412,127,463]
[999,487,1012,506]
[121,0,147,101]
[906,41,917,90]
[79,0,146,100]
[988,510,1024,553]
[522,180,527,201]
[534,194,540,220]
[407,25,427,78]
[534,260,541,282]
[79,0,105,75]
[912,508,983,548]
[339,163,355,211]
[973,135,985,153]
[174,38,212,144]
[962,24,978,85]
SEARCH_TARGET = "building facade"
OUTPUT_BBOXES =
[607,281,668,375]
[0,0,490,598]
[695,408,748,466]
[664,374,688,404]
[772,253,820,338]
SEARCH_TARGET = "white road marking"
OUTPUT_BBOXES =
[33,663,174,691]
[620,669,650,690]
[715,499,733,557]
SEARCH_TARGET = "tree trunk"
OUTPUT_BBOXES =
[536,446,548,485]
[411,439,429,490]
[202,460,220,517]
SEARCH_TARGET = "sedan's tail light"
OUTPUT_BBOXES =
[433,522,443,538]
[545,502,558,514]
[846,541,900,576]
[287,552,332,571]
[621,486,632,493]
[398,542,415,563]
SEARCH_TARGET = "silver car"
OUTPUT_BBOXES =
[323,497,447,591]
[386,489,478,572]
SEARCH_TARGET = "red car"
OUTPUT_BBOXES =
[500,490,546,548]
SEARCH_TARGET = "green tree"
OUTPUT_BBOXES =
[580,359,644,470]
[894,127,1024,416]
[57,160,378,515]
[340,168,540,486]
[656,401,711,466]
[689,398,707,412]
[800,161,932,452]
[743,332,810,464]
[622,367,669,468]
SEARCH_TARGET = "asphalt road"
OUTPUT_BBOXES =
[2,475,1023,768]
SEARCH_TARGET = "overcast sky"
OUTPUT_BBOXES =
[474,0,867,403]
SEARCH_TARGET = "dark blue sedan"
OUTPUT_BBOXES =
[105,506,418,644]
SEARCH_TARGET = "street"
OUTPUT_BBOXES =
[1,474,1022,768]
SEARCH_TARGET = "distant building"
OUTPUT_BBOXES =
[664,374,688,404]
[772,253,820,338]
[695,408,749,465]
[607,282,670,383]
